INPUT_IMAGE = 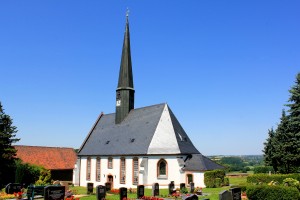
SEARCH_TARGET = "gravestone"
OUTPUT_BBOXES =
[168,181,175,195]
[137,185,144,199]
[119,187,127,200]
[219,190,232,200]
[27,185,45,200]
[96,185,106,200]
[44,185,65,200]
[5,183,22,194]
[87,183,94,194]
[105,182,111,191]
[152,183,159,196]
[180,183,186,190]
[230,187,241,200]
[190,182,195,193]
[182,194,198,200]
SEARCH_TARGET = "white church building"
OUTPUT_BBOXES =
[74,15,223,189]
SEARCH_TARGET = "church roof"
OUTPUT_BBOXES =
[184,154,225,171]
[78,103,200,156]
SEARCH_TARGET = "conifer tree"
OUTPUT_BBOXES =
[0,102,19,188]
[263,128,279,172]
[263,73,300,173]
[285,73,300,171]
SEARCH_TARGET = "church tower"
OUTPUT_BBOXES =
[115,14,134,124]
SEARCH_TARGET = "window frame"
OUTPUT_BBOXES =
[108,157,113,169]
[96,157,101,182]
[86,157,91,181]
[132,157,139,185]
[120,157,126,184]
[157,159,168,179]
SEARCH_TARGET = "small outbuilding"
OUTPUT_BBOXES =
[14,145,77,181]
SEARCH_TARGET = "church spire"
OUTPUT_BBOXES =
[115,12,135,124]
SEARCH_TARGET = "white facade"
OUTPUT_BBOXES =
[75,156,206,189]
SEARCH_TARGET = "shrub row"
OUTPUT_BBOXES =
[204,170,229,188]
[246,185,300,200]
[247,174,300,185]
[253,166,274,174]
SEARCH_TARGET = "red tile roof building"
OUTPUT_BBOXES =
[14,145,77,181]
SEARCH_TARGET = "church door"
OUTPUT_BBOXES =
[107,175,114,189]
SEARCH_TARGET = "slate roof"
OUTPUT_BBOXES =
[184,154,225,171]
[78,103,200,156]
[14,145,77,170]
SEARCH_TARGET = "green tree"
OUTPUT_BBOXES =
[285,73,300,171]
[0,102,19,188]
[263,73,300,173]
[263,128,279,172]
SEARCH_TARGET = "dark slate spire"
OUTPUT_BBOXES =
[115,13,135,124]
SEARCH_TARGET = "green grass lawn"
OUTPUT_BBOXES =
[70,176,247,200]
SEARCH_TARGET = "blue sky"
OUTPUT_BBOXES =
[1,1,299,155]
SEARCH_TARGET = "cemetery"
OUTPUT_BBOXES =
[1,2,300,200]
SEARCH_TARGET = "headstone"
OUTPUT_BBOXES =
[230,187,241,200]
[168,181,175,195]
[105,182,111,191]
[137,185,144,199]
[219,190,232,200]
[190,182,195,193]
[180,183,186,190]
[5,183,22,194]
[87,183,94,194]
[182,194,198,200]
[119,187,127,200]
[27,185,45,200]
[152,183,159,196]
[96,185,106,200]
[44,185,65,200]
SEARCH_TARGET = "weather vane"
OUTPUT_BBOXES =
[126,8,130,17]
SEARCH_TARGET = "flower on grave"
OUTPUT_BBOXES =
[13,192,23,199]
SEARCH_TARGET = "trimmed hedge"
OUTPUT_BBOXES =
[246,185,300,200]
[247,174,300,185]
[253,166,274,174]
[204,170,227,188]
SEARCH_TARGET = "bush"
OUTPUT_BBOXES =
[253,166,274,174]
[283,178,300,188]
[247,174,300,185]
[223,177,230,186]
[246,185,300,200]
[204,170,226,188]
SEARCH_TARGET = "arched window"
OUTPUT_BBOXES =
[157,159,167,178]
[96,157,101,182]
[132,157,139,185]
[86,157,91,181]
[120,157,126,184]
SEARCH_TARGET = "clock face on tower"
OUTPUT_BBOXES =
[116,91,121,106]
[116,100,121,106]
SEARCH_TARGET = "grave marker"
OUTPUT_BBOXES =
[180,183,186,190]
[152,183,159,196]
[105,182,111,191]
[44,185,65,200]
[137,185,144,199]
[190,182,194,193]
[87,183,94,194]
[96,185,106,200]
[119,187,127,200]
[5,183,22,194]
[230,187,241,200]
[219,190,232,200]
[168,181,175,195]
